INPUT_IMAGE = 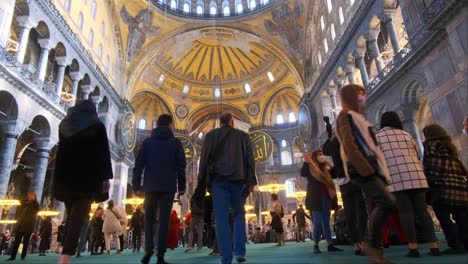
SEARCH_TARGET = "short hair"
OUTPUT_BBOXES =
[157,114,173,127]
[220,112,233,125]
[271,193,278,200]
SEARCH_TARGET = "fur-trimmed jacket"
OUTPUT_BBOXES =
[423,139,468,207]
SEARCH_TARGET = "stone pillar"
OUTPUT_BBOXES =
[354,47,370,87]
[54,56,68,99]
[368,28,385,73]
[91,95,101,113]
[69,71,81,106]
[326,86,338,119]
[0,121,26,198]
[31,137,52,203]
[344,63,356,84]
[81,85,92,100]
[0,0,16,47]
[401,105,424,155]
[383,9,401,54]
[15,16,35,64]
[334,75,345,91]
[37,39,54,82]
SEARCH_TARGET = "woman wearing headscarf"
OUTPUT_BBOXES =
[335,84,395,264]
[53,99,113,264]
[423,124,468,254]
[301,150,342,253]
[376,111,440,257]
[167,210,180,250]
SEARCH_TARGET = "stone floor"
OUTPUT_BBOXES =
[1,240,467,264]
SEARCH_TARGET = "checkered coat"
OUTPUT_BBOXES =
[376,127,428,192]
[423,139,468,207]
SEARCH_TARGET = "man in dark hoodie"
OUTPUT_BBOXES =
[133,114,187,264]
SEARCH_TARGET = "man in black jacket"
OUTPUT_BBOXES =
[133,114,186,264]
[292,205,311,242]
[8,192,39,261]
[196,113,257,264]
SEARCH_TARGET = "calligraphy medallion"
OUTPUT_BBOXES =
[175,135,195,164]
[298,104,312,142]
[121,111,137,152]
[249,131,273,164]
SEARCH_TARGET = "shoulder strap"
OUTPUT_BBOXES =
[110,208,120,220]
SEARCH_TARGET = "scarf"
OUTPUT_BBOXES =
[303,151,337,199]
[59,100,100,138]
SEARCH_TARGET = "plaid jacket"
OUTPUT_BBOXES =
[423,140,468,207]
[376,127,428,192]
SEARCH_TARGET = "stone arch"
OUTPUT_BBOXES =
[374,104,389,127]
[91,86,100,97]
[0,91,19,121]
[29,115,51,138]
[99,96,109,114]
[262,86,301,126]
[70,59,80,72]
[35,21,51,39]
[131,91,174,131]
[54,42,67,57]
[400,80,424,106]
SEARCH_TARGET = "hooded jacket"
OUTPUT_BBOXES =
[54,100,113,202]
[133,126,186,193]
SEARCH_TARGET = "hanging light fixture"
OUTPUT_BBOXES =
[286,191,307,203]
[37,198,60,220]
[122,197,144,211]
[0,185,21,212]
[258,183,286,194]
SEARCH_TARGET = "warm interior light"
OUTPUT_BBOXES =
[244,205,254,211]
[0,220,17,224]
[0,199,21,211]
[258,184,287,193]
[37,210,60,219]
[245,213,256,218]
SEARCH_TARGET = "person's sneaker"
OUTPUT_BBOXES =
[429,248,441,256]
[328,245,343,252]
[313,245,322,254]
[441,248,466,254]
[141,254,152,264]
[405,249,420,257]
[236,256,246,263]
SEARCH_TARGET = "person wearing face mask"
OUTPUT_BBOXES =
[301,150,343,254]
[335,84,395,264]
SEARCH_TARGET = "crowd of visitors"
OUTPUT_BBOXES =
[0,96,465,264]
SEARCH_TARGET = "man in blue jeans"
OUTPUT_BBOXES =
[133,114,186,264]
[195,113,257,264]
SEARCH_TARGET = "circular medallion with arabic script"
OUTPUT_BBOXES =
[175,135,195,164]
[249,131,273,164]
[120,111,137,152]
[176,105,189,118]
[298,104,312,142]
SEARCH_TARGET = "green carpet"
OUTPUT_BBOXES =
[1,241,466,264]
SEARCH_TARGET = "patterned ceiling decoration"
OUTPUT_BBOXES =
[263,88,301,126]
[131,91,172,129]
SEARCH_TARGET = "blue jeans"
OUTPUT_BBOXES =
[144,192,175,256]
[212,181,246,264]
[312,195,332,244]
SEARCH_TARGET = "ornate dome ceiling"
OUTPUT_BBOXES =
[263,88,300,126]
[131,91,171,130]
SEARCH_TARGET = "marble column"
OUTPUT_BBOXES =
[368,29,385,73]
[334,75,345,91]
[383,9,401,54]
[401,105,424,155]
[0,121,26,198]
[69,71,81,106]
[327,86,338,119]
[91,95,101,112]
[354,47,370,87]
[37,39,54,82]
[15,16,35,64]
[81,85,92,100]
[344,62,356,84]
[31,137,51,202]
[54,56,68,99]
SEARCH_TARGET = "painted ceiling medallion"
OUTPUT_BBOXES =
[248,103,260,116]
[176,105,189,118]
[298,104,312,142]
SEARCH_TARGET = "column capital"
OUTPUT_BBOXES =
[33,137,53,152]
[334,76,345,88]
[55,56,69,67]
[37,38,54,50]
[81,84,93,94]
[69,71,82,81]
[344,62,355,73]
[326,86,337,96]
[16,16,35,29]
[382,8,396,22]
[354,46,367,59]
[367,28,381,42]
[91,95,101,104]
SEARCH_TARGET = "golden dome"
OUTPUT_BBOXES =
[132,91,171,130]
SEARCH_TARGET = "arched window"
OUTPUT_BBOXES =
[183,2,190,12]
[249,0,257,10]
[281,151,292,165]
[276,114,284,124]
[182,85,190,94]
[327,0,332,13]
[98,44,103,59]
[289,112,296,122]
[285,179,295,196]
[236,1,243,13]
[100,21,105,36]
[198,132,204,140]
[88,29,94,46]
[339,6,344,24]
[331,23,336,40]
[267,72,274,82]
[138,119,146,130]
[320,16,325,31]
[91,0,97,19]
[244,83,252,93]
[222,0,230,15]
[324,38,329,53]
[78,12,84,32]
[170,0,177,9]
[65,0,72,12]
[318,51,322,65]
[196,5,204,14]
[281,140,287,148]
[158,74,165,84]
[214,88,221,98]
[152,120,157,129]
[210,1,217,15]
[105,56,110,69]
[350,0,355,5]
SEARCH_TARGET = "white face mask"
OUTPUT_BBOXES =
[317,156,326,163]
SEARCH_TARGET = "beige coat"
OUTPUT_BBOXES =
[118,206,128,235]
[102,207,124,234]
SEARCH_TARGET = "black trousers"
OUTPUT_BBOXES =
[144,192,174,256]
[132,230,142,251]
[119,235,124,251]
[10,231,32,259]
[432,204,468,250]
[91,233,103,253]
[340,181,367,244]
[62,199,92,256]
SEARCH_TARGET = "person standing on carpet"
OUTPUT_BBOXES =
[270,194,285,246]
[292,205,311,242]
[130,206,144,253]
[102,200,124,255]
[167,210,180,250]
[38,217,52,256]
[133,114,187,264]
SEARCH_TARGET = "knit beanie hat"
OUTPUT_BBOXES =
[380,111,403,130]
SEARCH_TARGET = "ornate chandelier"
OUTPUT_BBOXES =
[258,183,286,194]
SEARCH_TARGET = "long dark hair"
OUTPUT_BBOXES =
[380,111,403,130]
